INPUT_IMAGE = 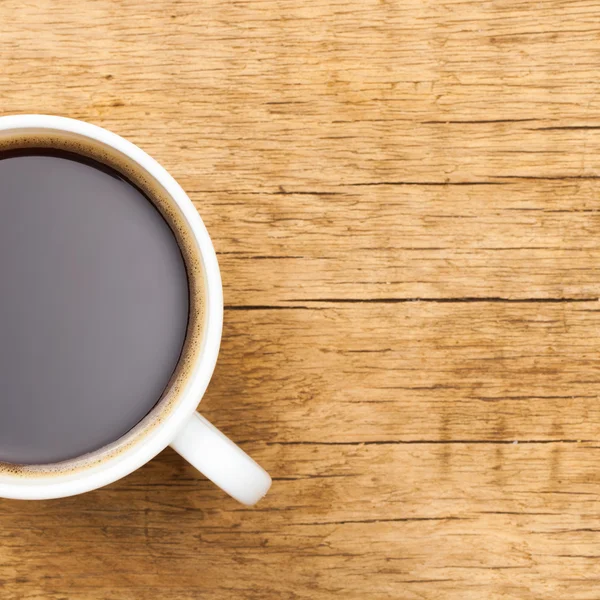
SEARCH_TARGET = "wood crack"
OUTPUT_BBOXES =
[294,517,469,526]
[284,297,596,304]
[268,439,591,446]
[348,181,506,186]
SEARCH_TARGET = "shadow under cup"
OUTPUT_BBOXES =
[0,128,207,478]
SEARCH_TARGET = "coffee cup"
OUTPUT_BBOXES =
[0,114,271,505]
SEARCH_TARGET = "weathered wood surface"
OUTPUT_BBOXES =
[3,0,600,598]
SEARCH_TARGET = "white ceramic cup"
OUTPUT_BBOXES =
[0,114,271,505]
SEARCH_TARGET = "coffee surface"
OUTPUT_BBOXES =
[0,151,189,464]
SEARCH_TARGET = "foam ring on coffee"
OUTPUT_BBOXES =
[0,129,206,478]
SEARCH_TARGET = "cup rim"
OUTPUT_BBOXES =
[0,114,224,499]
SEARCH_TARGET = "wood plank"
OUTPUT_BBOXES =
[4,443,600,599]
[204,181,600,304]
[201,302,600,443]
[3,1,600,125]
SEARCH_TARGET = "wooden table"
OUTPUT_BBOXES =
[2,0,600,598]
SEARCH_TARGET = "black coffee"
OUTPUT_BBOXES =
[0,150,189,464]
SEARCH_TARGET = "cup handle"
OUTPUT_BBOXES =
[170,412,271,505]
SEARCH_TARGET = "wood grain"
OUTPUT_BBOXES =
[2,0,600,598]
